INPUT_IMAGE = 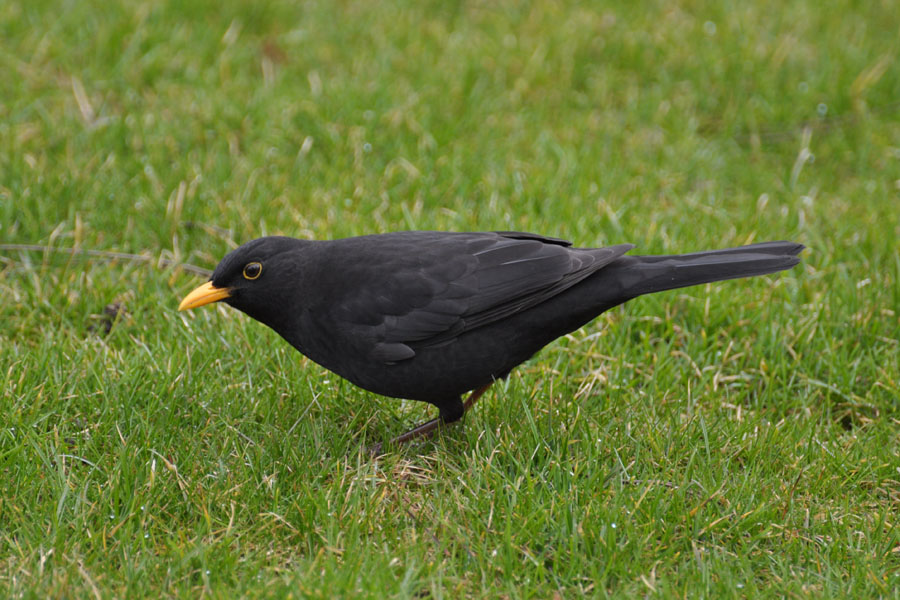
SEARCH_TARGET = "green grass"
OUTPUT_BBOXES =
[2,0,899,597]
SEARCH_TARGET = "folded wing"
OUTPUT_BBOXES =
[330,232,633,363]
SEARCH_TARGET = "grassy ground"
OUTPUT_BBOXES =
[2,0,899,597]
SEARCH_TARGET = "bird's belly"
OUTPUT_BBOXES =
[336,326,545,403]
[292,273,630,405]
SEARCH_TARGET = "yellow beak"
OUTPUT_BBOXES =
[178,281,232,311]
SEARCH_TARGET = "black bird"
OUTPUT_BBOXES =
[179,231,803,450]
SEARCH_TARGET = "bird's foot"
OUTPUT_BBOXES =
[366,416,443,456]
[366,383,492,457]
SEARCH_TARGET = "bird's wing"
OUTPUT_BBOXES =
[330,232,633,363]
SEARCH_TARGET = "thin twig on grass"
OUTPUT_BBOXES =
[0,244,213,278]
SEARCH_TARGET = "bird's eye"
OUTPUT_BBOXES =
[243,262,262,280]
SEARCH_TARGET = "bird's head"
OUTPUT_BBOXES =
[178,236,308,322]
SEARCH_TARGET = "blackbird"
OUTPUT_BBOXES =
[179,231,803,450]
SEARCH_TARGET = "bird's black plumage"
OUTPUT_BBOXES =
[180,231,803,440]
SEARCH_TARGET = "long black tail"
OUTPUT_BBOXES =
[616,241,804,298]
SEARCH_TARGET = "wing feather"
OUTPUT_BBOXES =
[326,231,633,363]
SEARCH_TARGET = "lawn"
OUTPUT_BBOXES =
[2,0,899,597]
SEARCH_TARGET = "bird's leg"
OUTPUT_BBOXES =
[368,383,492,455]
[462,382,491,412]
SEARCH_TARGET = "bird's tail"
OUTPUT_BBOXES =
[616,241,804,298]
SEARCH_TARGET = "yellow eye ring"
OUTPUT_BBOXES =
[243,262,262,280]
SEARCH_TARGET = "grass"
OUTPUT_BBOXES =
[2,0,899,597]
